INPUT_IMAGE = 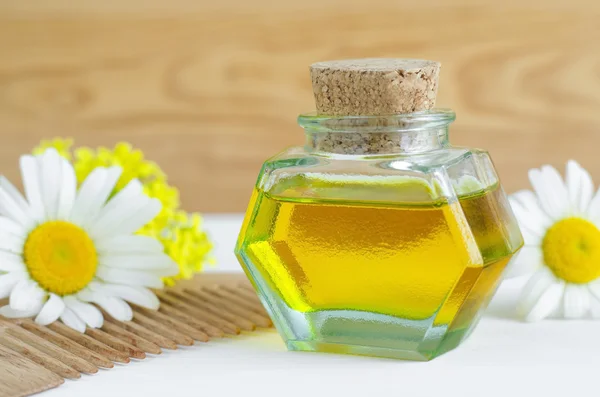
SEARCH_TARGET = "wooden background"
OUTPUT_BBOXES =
[1,1,599,212]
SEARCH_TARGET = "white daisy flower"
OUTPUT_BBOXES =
[0,148,178,331]
[509,160,600,321]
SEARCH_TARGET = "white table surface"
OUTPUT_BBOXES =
[45,214,600,397]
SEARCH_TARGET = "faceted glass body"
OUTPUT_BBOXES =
[235,110,523,360]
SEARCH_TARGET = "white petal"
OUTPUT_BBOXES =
[63,296,103,328]
[60,307,86,332]
[100,253,178,272]
[0,233,24,255]
[509,190,551,242]
[516,224,541,247]
[95,267,164,288]
[589,293,600,319]
[40,148,62,220]
[35,294,65,325]
[563,284,591,319]
[0,176,29,214]
[0,302,43,318]
[95,235,164,255]
[88,180,145,238]
[158,262,179,277]
[10,280,45,311]
[517,267,564,321]
[56,158,77,220]
[528,165,569,219]
[111,198,162,237]
[0,252,26,272]
[503,246,543,278]
[528,282,565,322]
[78,287,133,321]
[100,296,133,321]
[0,271,28,299]
[566,160,594,215]
[94,179,142,219]
[586,279,600,302]
[547,298,564,319]
[19,154,46,222]
[92,283,159,310]
[80,167,122,230]
[517,268,555,317]
[0,216,27,238]
[70,168,108,226]
[0,188,34,230]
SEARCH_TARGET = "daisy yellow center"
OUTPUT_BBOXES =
[24,221,97,296]
[542,217,600,284]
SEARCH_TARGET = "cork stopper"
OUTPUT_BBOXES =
[305,58,444,155]
[310,58,440,116]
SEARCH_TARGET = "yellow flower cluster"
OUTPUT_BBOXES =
[34,138,74,160]
[74,143,179,232]
[159,211,215,286]
[33,138,213,285]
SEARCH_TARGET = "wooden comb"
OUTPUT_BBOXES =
[0,273,271,397]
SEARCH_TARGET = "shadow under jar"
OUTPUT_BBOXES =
[235,59,523,361]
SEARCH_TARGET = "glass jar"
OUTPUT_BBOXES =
[235,60,523,361]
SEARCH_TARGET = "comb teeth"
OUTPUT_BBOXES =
[0,275,271,396]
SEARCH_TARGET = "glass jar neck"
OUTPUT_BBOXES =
[298,109,454,155]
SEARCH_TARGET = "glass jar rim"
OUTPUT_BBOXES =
[298,109,455,133]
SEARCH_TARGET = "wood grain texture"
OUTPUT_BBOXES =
[0,273,270,397]
[0,2,599,211]
[0,343,63,397]
[0,332,80,379]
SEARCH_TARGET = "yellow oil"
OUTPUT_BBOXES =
[238,178,518,326]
